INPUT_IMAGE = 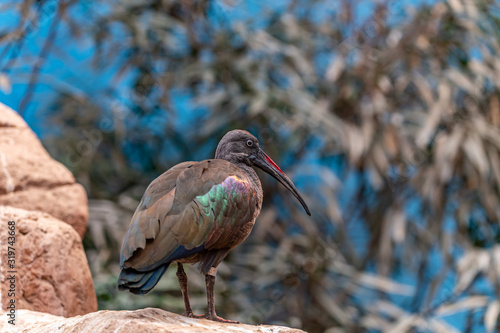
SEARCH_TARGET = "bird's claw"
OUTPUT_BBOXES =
[203,313,240,324]
[182,311,205,319]
[183,311,239,324]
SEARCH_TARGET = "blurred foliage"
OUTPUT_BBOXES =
[3,0,500,332]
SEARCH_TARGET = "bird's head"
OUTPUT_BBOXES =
[216,130,311,216]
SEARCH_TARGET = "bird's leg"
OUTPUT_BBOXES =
[176,263,203,318]
[203,267,239,324]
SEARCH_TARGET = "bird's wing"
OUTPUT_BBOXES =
[120,159,257,272]
[119,161,195,263]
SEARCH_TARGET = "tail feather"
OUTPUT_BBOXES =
[118,264,169,295]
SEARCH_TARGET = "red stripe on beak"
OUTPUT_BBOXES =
[263,152,284,175]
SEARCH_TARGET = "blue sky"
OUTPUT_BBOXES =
[0,0,439,134]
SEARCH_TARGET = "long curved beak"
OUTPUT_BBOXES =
[250,149,311,216]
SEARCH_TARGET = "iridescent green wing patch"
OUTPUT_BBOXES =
[194,175,255,249]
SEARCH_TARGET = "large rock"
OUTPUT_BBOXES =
[3,308,307,333]
[0,207,97,317]
[0,103,88,237]
[0,185,88,238]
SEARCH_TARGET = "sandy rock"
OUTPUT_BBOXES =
[3,308,307,333]
[0,103,88,237]
[0,103,28,128]
[0,184,88,237]
[0,207,97,318]
[0,123,75,194]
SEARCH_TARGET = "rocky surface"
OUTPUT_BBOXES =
[0,103,88,237]
[0,207,97,317]
[0,185,88,238]
[3,308,307,333]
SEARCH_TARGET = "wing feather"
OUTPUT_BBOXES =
[120,159,258,273]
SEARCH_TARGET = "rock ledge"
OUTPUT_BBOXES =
[5,308,306,333]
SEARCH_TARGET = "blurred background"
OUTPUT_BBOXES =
[1,0,500,332]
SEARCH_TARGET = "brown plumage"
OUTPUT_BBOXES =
[118,130,310,323]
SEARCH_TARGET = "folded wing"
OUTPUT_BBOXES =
[120,159,257,275]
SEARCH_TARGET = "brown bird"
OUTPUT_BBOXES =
[118,129,310,323]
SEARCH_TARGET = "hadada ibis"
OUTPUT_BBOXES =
[118,129,311,323]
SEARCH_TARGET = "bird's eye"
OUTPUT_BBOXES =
[246,140,254,147]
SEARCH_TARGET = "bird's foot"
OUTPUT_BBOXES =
[203,312,239,324]
[182,311,238,323]
[182,311,205,319]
